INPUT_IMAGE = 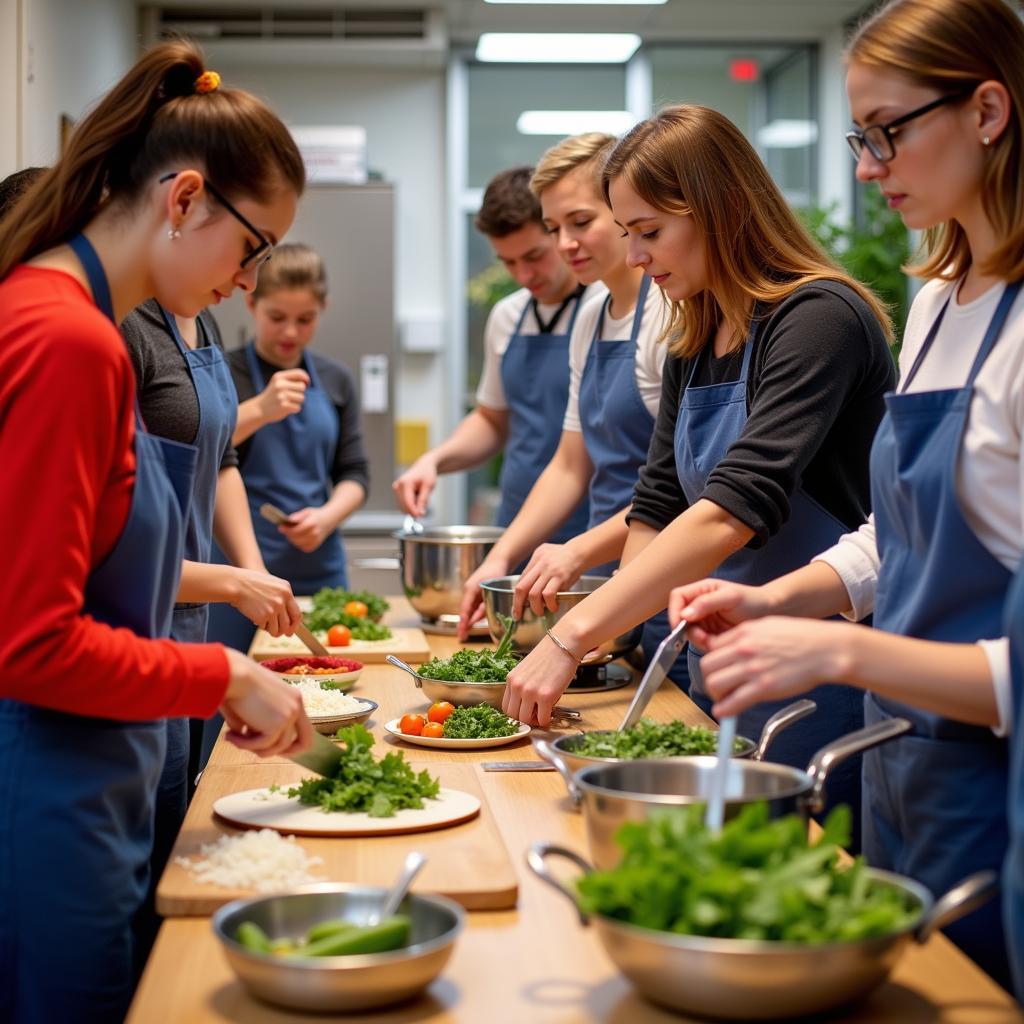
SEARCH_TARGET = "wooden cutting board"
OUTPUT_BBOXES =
[157,762,518,916]
[248,625,431,664]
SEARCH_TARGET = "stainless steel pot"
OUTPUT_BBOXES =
[535,699,816,789]
[479,574,643,660]
[393,525,504,624]
[569,717,911,869]
[527,844,995,1020]
[212,884,464,1012]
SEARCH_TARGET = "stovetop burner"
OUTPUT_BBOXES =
[566,661,633,694]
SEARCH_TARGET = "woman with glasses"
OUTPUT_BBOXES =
[0,41,313,1022]
[499,106,895,848]
[665,0,1024,984]
[207,243,370,655]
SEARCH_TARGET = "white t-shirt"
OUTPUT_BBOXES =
[475,288,583,411]
[814,276,1024,734]
[562,280,669,432]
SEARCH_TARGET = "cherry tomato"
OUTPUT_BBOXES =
[421,722,444,739]
[327,624,352,647]
[399,714,426,736]
[427,701,455,724]
[344,600,369,618]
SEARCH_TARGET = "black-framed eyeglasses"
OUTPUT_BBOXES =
[158,172,274,269]
[845,88,974,162]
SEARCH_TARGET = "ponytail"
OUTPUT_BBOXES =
[0,39,304,280]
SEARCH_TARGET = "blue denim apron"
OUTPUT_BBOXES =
[577,277,687,690]
[1002,564,1024,998]
[866,282,1020,983]
[496,287,590,542]
[0,234,196,1023]
[677,294,865,839]
[148,305,237,925]
[208,342,347,654]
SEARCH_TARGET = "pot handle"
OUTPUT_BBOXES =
[533,737,583,808]
[526,843,592,927]
[804,717,912,813]
[754,699,817,761]
[914,870,999,944]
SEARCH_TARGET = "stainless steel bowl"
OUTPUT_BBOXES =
[528,845,996,1020]
[212,885,464,1012]
[310,697,378,735]
[535,700,816,785]
[568,718,910,869]
[480,575,643,660]
[393,525,504,623]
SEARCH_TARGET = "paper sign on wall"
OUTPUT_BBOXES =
[360,354,389,413]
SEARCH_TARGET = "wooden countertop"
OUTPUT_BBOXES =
[128,599,1023,1024]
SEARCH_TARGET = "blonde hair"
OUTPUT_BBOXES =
[602,105,893,358]
[848,0,1024,283]
[251,243,327,303]
[529,132,617,198]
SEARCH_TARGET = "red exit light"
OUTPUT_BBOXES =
[729,58,760,83]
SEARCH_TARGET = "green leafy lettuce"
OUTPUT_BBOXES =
[572,719,747,759]
[442,704,519,739]
[416,648,517,683]
[287,724,439,817]
[577,803,918,944]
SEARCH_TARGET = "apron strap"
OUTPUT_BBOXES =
[594,274,651,343]
[68,233,114,323]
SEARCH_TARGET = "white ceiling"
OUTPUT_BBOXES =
[151,1,874,45]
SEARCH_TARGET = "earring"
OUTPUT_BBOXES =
[167,227,182,240]
[983,136,991,146]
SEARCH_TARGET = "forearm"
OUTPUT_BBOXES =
[213,468,264,571]
[177,561,242,604]
[556,499,752,652]
[619,519,659,569]
[232,397,268,446]
[430,408,507,475]
[836,625,997,726]
[322,480,366,530]
[566,508,630,571]
[762,561,854,619]
[490,453,590,568]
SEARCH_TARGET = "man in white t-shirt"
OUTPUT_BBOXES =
[393,167,589,537]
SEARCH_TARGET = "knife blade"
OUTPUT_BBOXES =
[482,760,556,772]
[287,730,343,778]
[618,619,688,732]
[294,621,330,657]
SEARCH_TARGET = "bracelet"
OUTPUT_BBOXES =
[546,629,581,664]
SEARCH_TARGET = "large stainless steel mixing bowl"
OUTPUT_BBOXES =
[479,575,642,660]
[393,525,504,624]
[528,844,996,1021]
[569,718,911,869]
[212,884,464,1012]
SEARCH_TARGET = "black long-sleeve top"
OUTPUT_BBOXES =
[628,281,896,546]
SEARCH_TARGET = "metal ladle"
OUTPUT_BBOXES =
[368,850,427,926]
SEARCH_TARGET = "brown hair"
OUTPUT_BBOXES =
[251,243,327,303]
[848,0,1024,283]
[0,39,305,280]
[603,105,893,357]
[530,132,617,199]
[474,167,542,237]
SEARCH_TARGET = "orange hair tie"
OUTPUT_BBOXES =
[194,70,221,95]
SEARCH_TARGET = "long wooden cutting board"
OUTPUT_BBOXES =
[157,762,518,916]
[249,626,431,664]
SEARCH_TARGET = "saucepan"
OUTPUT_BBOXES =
[534,699,817,793]
[479,575,643,662]
[527,843,996,1020]
[568,717,911,869]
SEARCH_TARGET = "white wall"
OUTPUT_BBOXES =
[19,0,137,167]
[817,25,854,224]
[210,64,448,496]
[0,0,20,178]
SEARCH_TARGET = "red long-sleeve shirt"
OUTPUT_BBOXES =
[0,265,229,719]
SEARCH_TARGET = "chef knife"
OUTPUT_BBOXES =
[617,618,688,732]
[258,504,330,657]
[288,730,343,778]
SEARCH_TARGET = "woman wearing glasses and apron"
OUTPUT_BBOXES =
[668,0,1024,983]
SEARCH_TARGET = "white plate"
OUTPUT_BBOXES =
[213,786,480,836]
[384,717,531,750]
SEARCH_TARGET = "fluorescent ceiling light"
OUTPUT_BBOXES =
[476,33,641,63]
[486,0,665,5]
[517,110,636,135]
[756,119,818,148]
